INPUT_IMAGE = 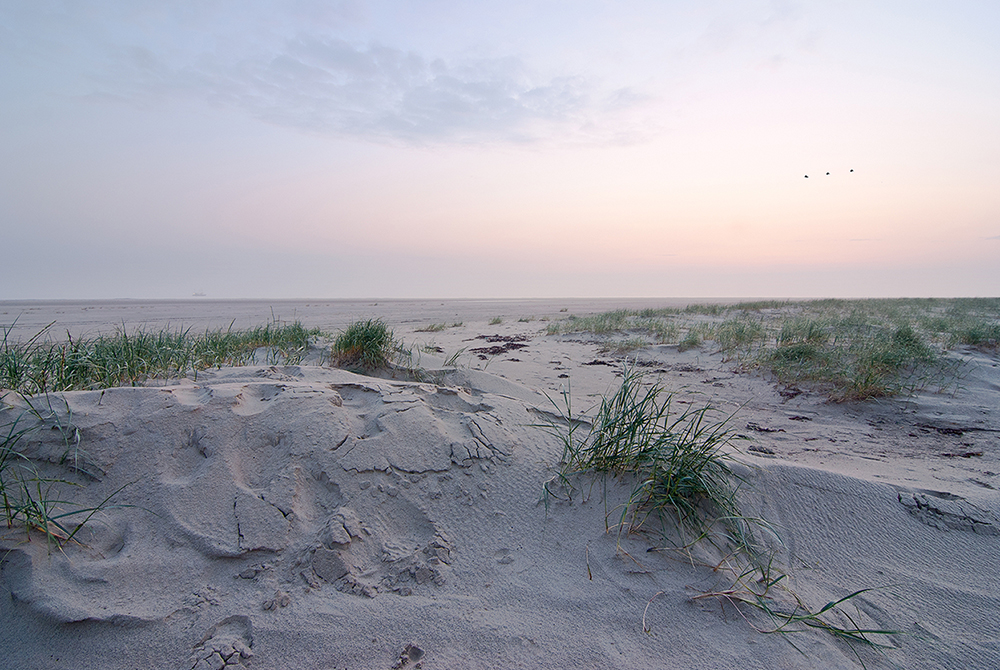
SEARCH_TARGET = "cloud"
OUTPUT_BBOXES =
[106,36,644,144]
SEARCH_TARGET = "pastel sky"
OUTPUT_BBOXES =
[2,1,999,299]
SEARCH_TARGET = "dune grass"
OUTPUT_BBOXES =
[546,298,1000,401]
[538,364,896,660]
[678,330,702,352]
[0,318,320,545]
[1,393,128,550]
[538,364,751,548]
[1,320,319,396]
[599,337,650,355]
[567,365,744,537]
[330,318,398,370]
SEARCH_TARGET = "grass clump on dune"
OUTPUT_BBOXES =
[331,319,398,370]
[563,365,744,538]
[1,320,318,395]
[951,321,1000,349]
[539,365,753,555]
[538,364,896,660]
[677,329,702,352]
[710,316,767,360]
[1,394,128,550]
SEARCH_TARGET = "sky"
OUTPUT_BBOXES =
[2,0,999,300]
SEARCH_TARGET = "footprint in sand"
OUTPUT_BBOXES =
[189,615,254,669]
[169,386,214,407]
[164,426,213,482]
[231,383,286,416]
[391,642,425,668]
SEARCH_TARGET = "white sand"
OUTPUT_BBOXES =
[1,300,998,669]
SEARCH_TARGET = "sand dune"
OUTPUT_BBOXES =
[2,301,998,669]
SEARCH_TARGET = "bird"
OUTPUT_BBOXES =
[826,172,830,175]
[804,175,809,178]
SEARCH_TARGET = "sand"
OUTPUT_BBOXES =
[1,299,998,669]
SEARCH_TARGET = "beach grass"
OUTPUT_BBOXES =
[599,337,650,355]
[546,298,999,400]
[538,363,896,660]
[1,320,318,395]
[331,318,397,370]
[1,393,128,549]
[0,318,318,549]
[538,364,753,549]
[581,364,743,537]
[690,564,897,666]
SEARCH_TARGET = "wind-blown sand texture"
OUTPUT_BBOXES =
[2,299,998,669]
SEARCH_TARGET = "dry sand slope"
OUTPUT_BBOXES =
[2,313,999,669]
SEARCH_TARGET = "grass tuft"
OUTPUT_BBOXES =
[952,321,1000,349]
[539,363,747,545]
[330,319,397,370]
[713,316,766,360]
[678,330,702,352]
[599,338,649,355]
[537,364,897,660]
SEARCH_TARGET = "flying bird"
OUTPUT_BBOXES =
[804,169,855,178]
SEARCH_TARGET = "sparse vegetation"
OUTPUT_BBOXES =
[599,337,649,355]
[537,364,896,660]
[443,348,466,368]
[544,364,744,538]
[678,330,701,352]
[712,316,766,360]
[415,323,447,333]
[1,320,318,395]
[544,298,999,401]
[952,321,1000,349]
[0,317,322,550]
[489,317,503,325]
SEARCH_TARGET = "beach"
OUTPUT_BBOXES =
[1,298,998,669]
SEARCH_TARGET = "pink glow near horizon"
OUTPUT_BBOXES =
[1,1,998,299]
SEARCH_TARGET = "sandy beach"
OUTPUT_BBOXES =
[2,299,998,670]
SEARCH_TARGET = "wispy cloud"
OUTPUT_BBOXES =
[106,36,647,144]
